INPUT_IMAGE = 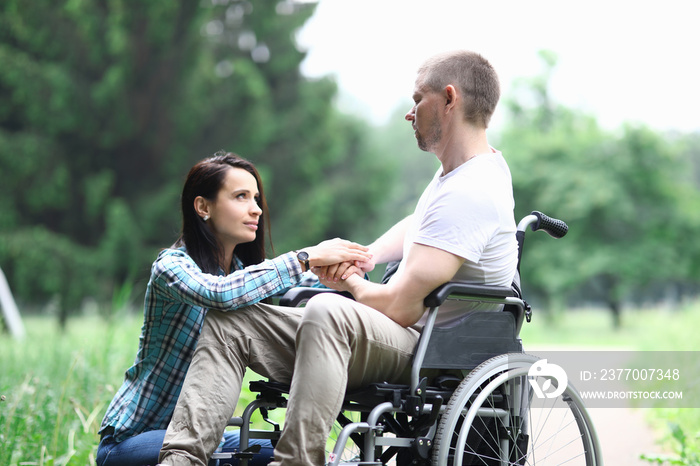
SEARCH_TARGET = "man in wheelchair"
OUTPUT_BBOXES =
[159,50,519,466]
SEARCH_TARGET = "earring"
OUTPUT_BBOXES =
[203,215,209,221]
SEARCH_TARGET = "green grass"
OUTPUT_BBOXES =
[519,301,700,350]
[1,301,699,465]
[0,311,139,465]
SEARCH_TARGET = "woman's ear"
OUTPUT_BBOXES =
[194,196,210,221]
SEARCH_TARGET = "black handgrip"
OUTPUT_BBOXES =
[531,211,568,238]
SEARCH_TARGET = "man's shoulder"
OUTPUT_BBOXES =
[452,154,512,190]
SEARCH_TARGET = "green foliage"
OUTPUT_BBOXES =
[369,106,440,230]
[518,301,700,351]
[0,315,140,465]
[2,3,700,332]
[0,0,395,322]
[641,423,700,465]
[498,51,700,324]
[0,228,102,325]
[268,109,397,252]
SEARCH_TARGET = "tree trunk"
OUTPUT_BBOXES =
[608,299,622,330]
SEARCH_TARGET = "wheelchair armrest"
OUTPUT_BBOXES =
[283,282,514,308]
[424,282,515,308]
[279,287,353,307]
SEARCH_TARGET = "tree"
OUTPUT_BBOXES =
[0,0,394,326]
[498,51,700,327]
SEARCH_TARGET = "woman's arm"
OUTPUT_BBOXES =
[152,240,371,311]
[151,249,302,311]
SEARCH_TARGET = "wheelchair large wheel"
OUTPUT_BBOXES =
[433,353,601,465]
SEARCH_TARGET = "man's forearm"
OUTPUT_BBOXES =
[368,215,412,265]
[345,274,425,328]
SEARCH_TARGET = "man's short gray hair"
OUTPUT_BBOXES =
[417,50,500,128]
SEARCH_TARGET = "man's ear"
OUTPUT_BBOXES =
[444,84,458,113]
[194,196,210,220]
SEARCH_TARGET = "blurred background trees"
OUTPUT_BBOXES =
[498,51,700,327]
[0,0,395,326]
[1,3,698,329]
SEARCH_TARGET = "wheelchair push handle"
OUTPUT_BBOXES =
[522,210,568,239]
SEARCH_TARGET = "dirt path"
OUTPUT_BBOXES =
[587,407,666,465]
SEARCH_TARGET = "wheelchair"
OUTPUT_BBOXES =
[216,211,602,466]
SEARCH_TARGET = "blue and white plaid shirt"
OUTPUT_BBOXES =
[99,247,305,442]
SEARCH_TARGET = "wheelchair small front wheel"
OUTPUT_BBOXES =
[432,353,601,465]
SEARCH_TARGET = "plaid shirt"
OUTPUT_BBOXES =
[99,247,304,442]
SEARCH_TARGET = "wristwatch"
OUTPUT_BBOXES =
[296,250,310,272]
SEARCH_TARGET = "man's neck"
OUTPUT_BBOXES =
[435,128,491,174]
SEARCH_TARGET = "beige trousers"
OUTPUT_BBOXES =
[159,293,420,466]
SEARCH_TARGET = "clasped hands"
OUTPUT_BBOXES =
[302,238,375,292]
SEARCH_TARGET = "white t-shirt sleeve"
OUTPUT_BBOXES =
[413,181,499,264]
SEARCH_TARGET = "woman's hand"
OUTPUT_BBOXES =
[303,238,372,268]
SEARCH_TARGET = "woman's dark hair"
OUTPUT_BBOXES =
[175,151,271,274]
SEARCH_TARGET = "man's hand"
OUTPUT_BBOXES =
[315,268,364,293]
[354,256,376,274]
[313,262,364,285]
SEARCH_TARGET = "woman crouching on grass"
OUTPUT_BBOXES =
[97,151,370,466]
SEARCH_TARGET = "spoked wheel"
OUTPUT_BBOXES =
[432,354,601,465]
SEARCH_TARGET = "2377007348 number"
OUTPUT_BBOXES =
[599,368,680,381]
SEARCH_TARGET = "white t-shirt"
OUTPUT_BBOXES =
[390,148,518,325]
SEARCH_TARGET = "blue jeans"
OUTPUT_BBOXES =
[96,429,273,466]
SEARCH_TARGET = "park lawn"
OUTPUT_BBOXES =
[1,301,699,465]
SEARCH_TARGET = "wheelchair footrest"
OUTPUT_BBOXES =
[211,444,261,460]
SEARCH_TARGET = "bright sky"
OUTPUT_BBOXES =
[297,0,700,133]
